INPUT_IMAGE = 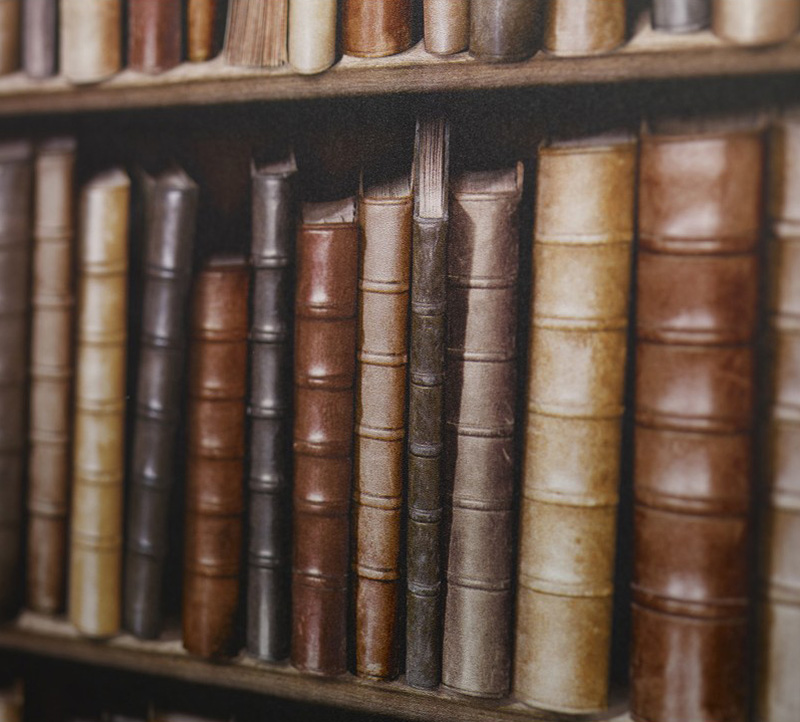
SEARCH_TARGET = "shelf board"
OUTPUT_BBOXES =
[0,613,631,722]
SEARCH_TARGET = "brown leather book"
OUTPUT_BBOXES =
[470,0,541,63]
[514,135,636,713]
[187,0,222,62]
[442,165,523,699]
[128,0,182,74]
[354,172,412,681]
[713,0,800,46]
[26,138,77,615]
[22,0,57,78]
[342,0,413,58]
[291,199,358,677]
[183,256,249,660]
[544,0,626,56]
[0,682,22,722]
[224,0,287,68]
[287,0,337,75]
[0,141,32,620]
[60,0,122,84]
[0,0,19,75]
[632,122,764,722]
[424,0,469,55]
[69,168,130,638]
[652,0,710,32]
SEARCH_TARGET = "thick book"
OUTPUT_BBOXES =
[128,0,182,74]
[183,256,249,660]
[514,135,636,713]
[69,168,130,637]
[60,0,122,84]
[287,0,337,75]
[342,0,413,58]
[0,0,19,75]
[224,0,287,68]
[713,0,800,46]
[0,141,32,620]
[441,165,523,699]
[652,0,710,32]
[246,155,296,662]
[469,0,541,63]
[354,172,413,681]
[291,199,359,677]
[23,0,57,78]
[406,116,449,690]
[187,0,222,62]
[424,0,469,55]
[124,168,198,640]
[544,0,626,56]
[632,123,763,722]
[26,138,76,615]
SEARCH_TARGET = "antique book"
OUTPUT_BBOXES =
[341,0,413,58]
[0,0,19,75]
[441,165,523,699]
[470,0,540,63]
[652,0,710,32]
[224,0,287,68]
[514,135,636,713]
[287,0,337,75]
[713,0,800,46]
[544,0,626,56]
[128,0,182,74]
[0,141,32,620]
[124,168,198,640]
[632,123,763,722]
[26,138,76,615]
[354,172,412,681]
[246,155,297,662]
[291,198,359,677]
[0,683,22,722]
[60,0,121,84]
[69,168,130,637]
[187,0,221,62]
[406,116,450,690]
[183,257,249,660]
[424,0,469,55]
[22,0,57,78]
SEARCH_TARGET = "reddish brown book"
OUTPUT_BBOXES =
[342,0,413,58]
[128,0,183,74]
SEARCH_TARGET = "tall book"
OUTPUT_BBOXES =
[652,0,710,32]
[291,198,359,676]
[544,0,626,56]
[60,0,122,84]
[0,141,32,620]
[469,0,540,63]
[128,0,183,74]
[424,0,469,55]
[187,0,222,63]
[632,122,763,722]
[354,171,413,681]
[22,0,57,78]
[26,138,76,615]
[183,256,249,659]
[406,116,449,690]
[514,135,636,713]
[287,0,337,75]
[0,0,19,75]
[713,0,800,46]
[69,168,130,637]
[124,168,198,639]
[224,0,287,68]
[246,155,296,662]
[342,0,413,58]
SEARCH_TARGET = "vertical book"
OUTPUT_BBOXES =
[22,0,57,78]
[0,0,19,75]
[224,0,287,68]
[469,0,541,63]
[424,0,469,55]
[128,0,183,74]
[544,0,626,56]
[341,0,413,58]
[60,0,122,84]
[287,0,337,75]
[652,0,710,32]
[713,0,800,46]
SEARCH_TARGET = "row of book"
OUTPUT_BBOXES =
[1,0,799,84]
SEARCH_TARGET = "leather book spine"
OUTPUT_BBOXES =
[183,257,249,659]
[354,176,412,681]
[514,137,636,713]
[469,0,541,63]
[341,0,413,58]
[22,0,56,78]
[128,0,182,74]
[632,127,763,722]
[60,0,121,84]
[442,166,523,699]
[713,0,800,46]
[291,202,358,677]
[187,0,220,62]
[424,0,469,55]
[652,0,710,32]
[288,0,337,75]
[26,138,76,615]
[223,0,288,68]
[246,160,296,662]
[69,169,130,637]
[544,0,626,56]
[0,141,32,620]
[124,169,198,640]
[0,0,19,75]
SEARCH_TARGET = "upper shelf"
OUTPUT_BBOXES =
[0,19,800,116]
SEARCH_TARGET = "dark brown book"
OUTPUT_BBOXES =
[22,0,57,78]
[341,0,413,58]
[128,0,183,74]
[652,0,710,32]
[469,0,541,63]
[223,0,287,68]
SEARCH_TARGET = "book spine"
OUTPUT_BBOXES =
[291,213,358,676]
[514,139,636,713]
[0,0,20,75]
[223,0,288,68]
[60,0,122,84]
[341,0,413,58]
[652,0,711,32]
[713,0,800,46]
[288,0,337,75]
[469,0,541,63]
[124,171,198,640]
[187,0,219,62]
[128,0,183,74]
[69,169,130,637]
[26,139,75,615]
[632,128,763,722]
[424,0,469,55]
[544,0,626,56]
[246,166,295,662]
[22,0,56,78]
[354,182,412,681]
[183,258,249,659]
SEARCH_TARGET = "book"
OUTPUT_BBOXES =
[469,0,541,63]
[128,0,183,74]
[0,682,22,722]
[631,121,763,722]
[652,0,710,32]
[424,0,469,55]
[223,0,287,68]
[341,0,413,59]
[544,0,626,56]
[187,0,223,63]
[291,198,359,677]
[0,0,19,75]
[60,0,122,84]
[514,134,636,713]
[287,0,337,75]
[713,0,800,46]
[26,138,76,615]
[22,0,57,78]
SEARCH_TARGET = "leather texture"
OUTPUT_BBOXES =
[22,0,56,78]
[516,137,636,713]
[354,174,412,681]
[424,0,469,55]
[124,169,198,640]
[652,0,710,32]
[26,138,76,615]
[469,0,541,63]
[0,0,19,75]
[128,0,182,74]
[183,257,249,660]
[632,126,763,722]
[288,0,337,75]
[713,0,800,46]
[187,0,220,62]
[246,157,296,662]
[291,201,358,677]
[224,0,288,67]
[69,168,130,638]
[342,0,413,58]
[60,0,121,84]
[544,0,626,56]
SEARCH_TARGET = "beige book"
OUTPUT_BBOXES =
[60,0,122,84]
[288,0,337,75]
[424,0,469,55]
[713,0,800,46]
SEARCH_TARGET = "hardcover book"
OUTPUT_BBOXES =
[128,0,183,74]
[424,0,469,55]
[342,0,413,58]
[22,0,57,78]
[60,0,122,84]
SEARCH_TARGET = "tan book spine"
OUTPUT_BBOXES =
[288,0,337,75]
[224,0,288,68]
[544,0,627,56]
[60,0,122,84]
[187,0,220,62]
[0,0,20,75]
[713,0,800,46]
[424,0,469,55]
